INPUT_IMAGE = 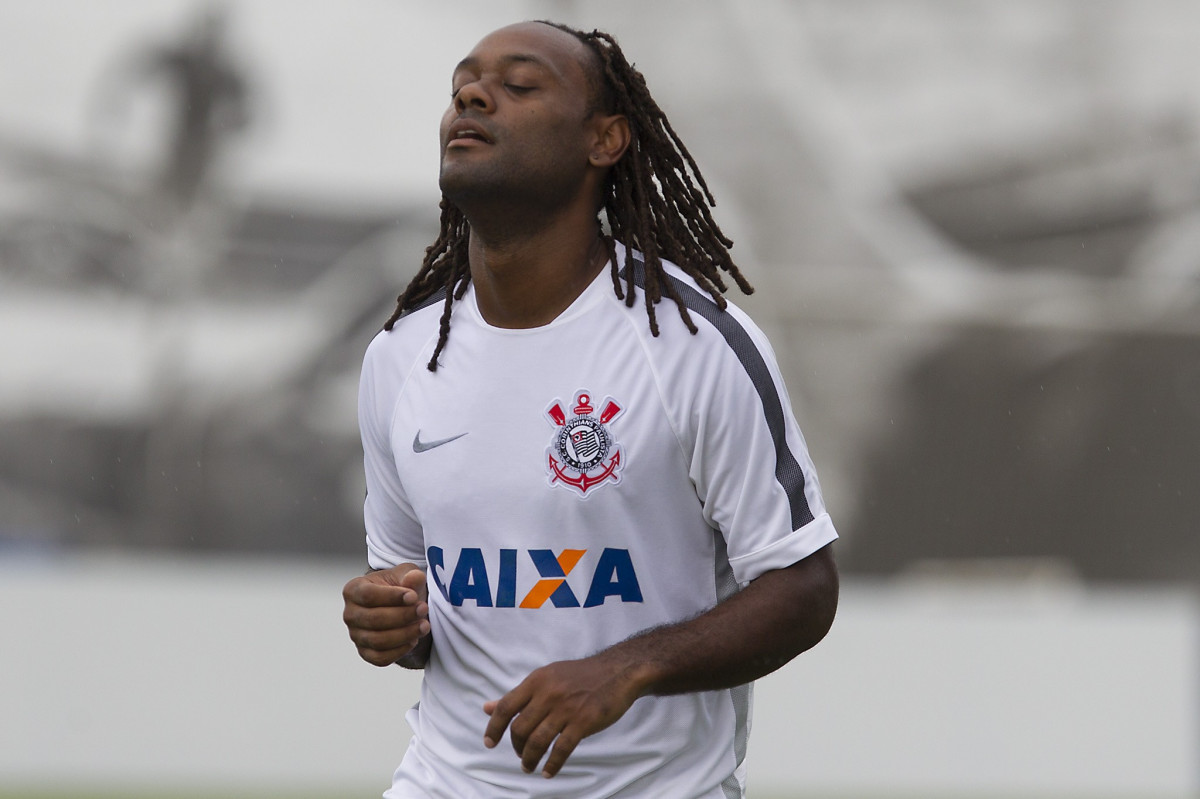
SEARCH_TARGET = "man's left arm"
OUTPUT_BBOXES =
[482,542,839,778]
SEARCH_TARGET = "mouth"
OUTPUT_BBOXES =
[446,119,494,148]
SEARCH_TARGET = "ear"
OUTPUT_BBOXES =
[587,114,631,168]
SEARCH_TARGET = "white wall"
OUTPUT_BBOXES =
[751,578,1199,798]
[1,552,1196,797]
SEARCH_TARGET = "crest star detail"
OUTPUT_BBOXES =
[544,390,625,497]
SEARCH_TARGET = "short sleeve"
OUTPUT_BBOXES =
[359,336,426,571]
[684,305,838,584]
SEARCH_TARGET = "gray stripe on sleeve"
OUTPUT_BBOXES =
[625,257,815,530]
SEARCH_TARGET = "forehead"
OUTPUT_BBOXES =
[454,22,591,84]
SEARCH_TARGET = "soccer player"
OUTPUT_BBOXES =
[342,20,839,798]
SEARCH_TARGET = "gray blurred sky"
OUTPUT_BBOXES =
[5,0,1200,211]
[0,1,543,204]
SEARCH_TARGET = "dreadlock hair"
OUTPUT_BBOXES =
[383,20,753,371]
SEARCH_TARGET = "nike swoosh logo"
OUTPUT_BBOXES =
[412,430,468,453]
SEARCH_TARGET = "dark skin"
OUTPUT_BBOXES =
[438,22,629,329]
[342,21,839,781]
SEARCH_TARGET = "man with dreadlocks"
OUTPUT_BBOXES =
[342,20,838,799]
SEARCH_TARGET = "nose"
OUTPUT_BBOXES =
[454,78,494,114]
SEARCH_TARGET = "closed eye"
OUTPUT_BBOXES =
[450,84,533,100]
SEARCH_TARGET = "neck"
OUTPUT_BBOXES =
[466,209,609,329]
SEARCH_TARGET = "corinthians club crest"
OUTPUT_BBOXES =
[545,390,625,497]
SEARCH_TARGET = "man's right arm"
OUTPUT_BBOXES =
[342,563,432,669]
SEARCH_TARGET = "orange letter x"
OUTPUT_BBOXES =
[520,549,586,608]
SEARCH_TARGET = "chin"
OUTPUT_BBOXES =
[439,166,511,210]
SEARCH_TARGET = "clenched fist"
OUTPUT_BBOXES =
[342,563,431,666]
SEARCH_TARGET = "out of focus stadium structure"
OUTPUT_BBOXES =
[1,0,1198,588]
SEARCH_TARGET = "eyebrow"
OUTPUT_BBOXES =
[453,53,556,76]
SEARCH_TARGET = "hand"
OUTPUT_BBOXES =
[482,654,645,778]
[342,564,430,666]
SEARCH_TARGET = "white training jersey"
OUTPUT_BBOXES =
[359,244,838,799]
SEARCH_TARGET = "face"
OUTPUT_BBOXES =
[438,22,601,215]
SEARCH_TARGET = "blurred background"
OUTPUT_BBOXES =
[1,1,1197,797]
